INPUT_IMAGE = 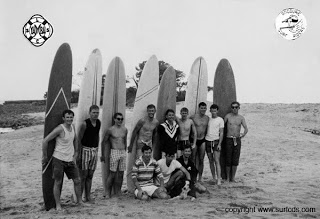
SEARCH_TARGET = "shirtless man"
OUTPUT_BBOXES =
[128,104,159,158]
[101,113,128,198]
[190,102,209,182]
[224,101,248,182]
[177,107,197,158]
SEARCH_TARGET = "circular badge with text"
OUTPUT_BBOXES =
[23,14,53,47]
[275,8,307,40]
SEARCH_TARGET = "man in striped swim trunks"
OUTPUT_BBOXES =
[101,112,128,198]
[78,105,101,202]
[132,144,169,200]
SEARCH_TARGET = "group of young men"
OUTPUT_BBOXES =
[42,101,248,210]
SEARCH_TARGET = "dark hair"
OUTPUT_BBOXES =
[165,150,175,157]
[141,145,152,153]
[62,109,74,117]
[210,104,219,110]
[180,107,189,113]
[198,102,207,108]
[182,144,192,151]
[165,109,175,116]
[113,112,123,119]
[89,105,99,112]
[231,101,240,107]
[147,104,156,110]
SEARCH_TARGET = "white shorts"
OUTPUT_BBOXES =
[134,185,159,197]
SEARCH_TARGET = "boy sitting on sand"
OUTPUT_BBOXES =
[132,145,169,200]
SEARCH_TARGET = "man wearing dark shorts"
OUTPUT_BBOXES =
[177,107,197,158]
[205,104,224,185]
[42,110,87,210]
[190,102,209,182]
[224,102,248,182]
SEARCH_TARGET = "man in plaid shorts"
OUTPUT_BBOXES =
[101,112,128,198]
[77,105,101,202]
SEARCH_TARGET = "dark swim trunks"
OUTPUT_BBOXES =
[205,140,220,153]
[225,137,241,166]
[177,140,191,151]
[196,138,206,147]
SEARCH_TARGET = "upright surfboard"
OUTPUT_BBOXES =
[75,48,102,132]
[184,57,208,169]
[184,57,208,116]
[213,58,237,180]
[126,55,159,193]
[73,48,102,202]
[42,43,72,211]
[153,66,176,160]
[100,57,126,197]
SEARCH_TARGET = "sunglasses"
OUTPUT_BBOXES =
[116,118,123,121]
[231,106,239,109]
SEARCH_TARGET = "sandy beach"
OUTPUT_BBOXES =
[0,103,319,219]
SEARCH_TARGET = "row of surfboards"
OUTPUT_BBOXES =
[42,43,236,210]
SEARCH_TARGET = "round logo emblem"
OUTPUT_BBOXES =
[23,14,53,47]
[275,8,307,40]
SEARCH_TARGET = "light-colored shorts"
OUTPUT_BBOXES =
[81,146,98,170]
[134,185,159,197]
[110,149,126,172]
[137,139,152,150]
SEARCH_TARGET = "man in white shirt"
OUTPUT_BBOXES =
[157,151,191,197]
[205,104,224,185]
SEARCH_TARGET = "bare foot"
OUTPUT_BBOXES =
[78,202,90,207]
[56,205,63,211]
[217,179,221,186]
[87,198,95,204]
[104,194,111,199]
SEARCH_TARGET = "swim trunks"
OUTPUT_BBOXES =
[81,146,98,171]
[137,139,152,150]
[177,140,191,151]
[110,149,126,172]
[205,139,220,153]
[134,185,159,197]
[196,138,206,147]
[225,137,241,166]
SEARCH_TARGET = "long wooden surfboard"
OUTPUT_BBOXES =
[100,57,126,197]
[126,55,159,193]
[42,43,72,211]
[73,48,102,202]
[184,57,208,116]
[153,66,176,160]
[213,58,237,180]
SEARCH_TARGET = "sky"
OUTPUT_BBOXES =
[0,0,319,103]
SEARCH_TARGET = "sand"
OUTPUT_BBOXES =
[0,103,320,218]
